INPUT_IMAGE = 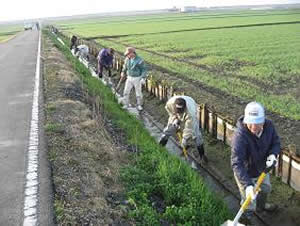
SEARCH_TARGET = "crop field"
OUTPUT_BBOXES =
[58,10,300,37]
[57,9,300,120]
[0,24,22,42]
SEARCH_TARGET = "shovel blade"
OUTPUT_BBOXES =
[221,220,245,226]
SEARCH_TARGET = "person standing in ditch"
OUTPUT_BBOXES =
[158,95,208,162]
[231,101,280,220]
[121,47,147,111]
[70,35,78,50]
[97,48,114,78]
[75,44,89,61]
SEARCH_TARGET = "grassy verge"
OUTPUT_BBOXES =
[46,29,232,225]
[0,33,17,43]
[0,25,22,43]
[43,34,132,224]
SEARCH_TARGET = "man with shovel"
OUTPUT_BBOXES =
[231,101,280,221]
[121,47,147,111]
[158,96,208,162]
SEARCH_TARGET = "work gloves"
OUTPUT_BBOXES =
[245,185,256,200]
[181,138,187,149]
[121,72,126,79]
[159,135,168,147]
[172,118,181,130]
[266,154,277,169]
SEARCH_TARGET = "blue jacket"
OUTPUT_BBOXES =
[98,48,113,66]
[231,116,281,188]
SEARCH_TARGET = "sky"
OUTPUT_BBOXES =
[0,0,299,22]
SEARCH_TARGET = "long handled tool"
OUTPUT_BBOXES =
[221,166,274,226]
[177,132,188,158]
[115,75,126,93]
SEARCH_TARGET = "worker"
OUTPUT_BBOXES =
[121,47,147,111]
[158,95,208,162]
[231,101,280,219]
[97,48,114,78]
[75,44,89,61]
[70,35,78,50]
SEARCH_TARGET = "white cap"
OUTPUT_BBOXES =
[243,102,265,124]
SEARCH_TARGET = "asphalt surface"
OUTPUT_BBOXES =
[0,30,54,225]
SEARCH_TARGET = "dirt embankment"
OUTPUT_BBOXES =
[43,35,133,225]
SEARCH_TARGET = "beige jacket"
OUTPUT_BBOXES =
[165,95,201,142]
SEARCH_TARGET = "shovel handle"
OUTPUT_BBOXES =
[177,132,188,158]
[231,170,271,225]
[116,76,126,91]
[255,172,267,193]
[241,172,267,211]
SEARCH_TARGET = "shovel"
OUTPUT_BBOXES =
[176,132,188,158]
[221,165,275,226]
[115,75,126,93]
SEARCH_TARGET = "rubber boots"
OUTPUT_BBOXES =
[240,210,254,225]
[159,135,168,146]
[197,144,208,163]
[256,192,278,213]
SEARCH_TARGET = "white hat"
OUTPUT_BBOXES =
[243,102,265,124]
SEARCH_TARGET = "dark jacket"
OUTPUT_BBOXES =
[98,48,113,66]
[231,116,281,188]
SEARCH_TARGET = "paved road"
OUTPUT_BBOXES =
[0,30,54,225]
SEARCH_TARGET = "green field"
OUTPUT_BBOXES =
[0,24,22,42]
[57,9,300,120]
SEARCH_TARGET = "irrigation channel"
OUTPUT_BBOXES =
[72,57,272,226]
[54,32,271,225]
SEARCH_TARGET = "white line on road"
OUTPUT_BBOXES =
[23,30,41,226]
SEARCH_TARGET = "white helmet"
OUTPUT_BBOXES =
[243,102,265,124]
